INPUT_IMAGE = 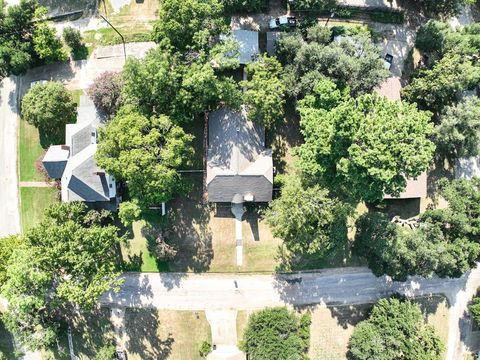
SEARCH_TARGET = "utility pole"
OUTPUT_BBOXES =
[99,14,126,61]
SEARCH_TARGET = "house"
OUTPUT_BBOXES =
[42,96,117,210]
[456,156,480,179]
[384,172,428,199]
[206,107,273,203]
[232,30,259,65]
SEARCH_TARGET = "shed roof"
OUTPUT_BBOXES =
[384,172,427,199]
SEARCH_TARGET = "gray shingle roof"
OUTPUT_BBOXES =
[207,107,273,203]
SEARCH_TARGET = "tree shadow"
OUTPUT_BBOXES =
[427,156,455,201]
[326,303,373,329]
[72,45,89,61]
[165,173,213,273]
[39,125,66,148]
[125,308,174,360]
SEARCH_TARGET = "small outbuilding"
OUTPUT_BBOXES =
[232,30,259,65]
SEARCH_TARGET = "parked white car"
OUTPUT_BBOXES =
[269,16,297,30]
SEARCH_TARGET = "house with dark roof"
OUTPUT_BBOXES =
[42,96,117,210]
[207,107,273,203]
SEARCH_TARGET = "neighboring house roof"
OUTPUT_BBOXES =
[384,171,427,199]
[43,95,116,207]
[207,107,273,203]
[232,30,259,65]
[42,145,69,179]
[61,143,115,203]
[456,156,480,179]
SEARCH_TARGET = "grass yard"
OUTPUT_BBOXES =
[20,187,58,233]
[124,309,211,360]
[19,119,45,182]
[71,307,116,359]
[121,174,282,273]
[237,295,450,360]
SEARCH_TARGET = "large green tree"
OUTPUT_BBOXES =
[21,81,77,141]
[32,22,67,64]
[354,178,480,280]
[402,53,480,114]
[151,0,228,51]
[0,0,38,78]
[417,0,475,17]
[264,174,346,256]
[1,202,123,351]
[121,46,240,121]
[348,298,443,360]
[296,79,435,203]
[240,307,311,360]
[241,55,285,128]
[434,96,480,159]
[96,106,194,206]
[0,235,21,287]
[281,32,389,97]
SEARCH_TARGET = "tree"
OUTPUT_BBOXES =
[222,0,267,13]
[239,307,311,360]
[415,20,450,56]
[348,298,443,360]
[0,235,21,287]
[241,55,285,128]
[306,24,332,44]
[87,71,123,118]
[275,32,305,65]
[33,22,67,63]
[434,96,480,159]
[469,296,480,325]
[354,178,480,280]
[402,53,480,114]
[96,106,194,206]
[0,0,39,78]
[296,79,435,203]
[118,200,141,227]
[292,0,336,11]
[418,0,475,17]
[21,81,77,141]
[122,46,240,121]
[62,27,82,49]
[264,174,345,255]
[151,0,228,51]
[1,202,123,351]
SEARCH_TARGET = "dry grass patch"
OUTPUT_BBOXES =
[125,309,211,360]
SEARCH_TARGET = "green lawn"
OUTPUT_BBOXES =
[71,89,84,107]
[20,187,58,233]
[124,309,211,360]
[19,119,45,182]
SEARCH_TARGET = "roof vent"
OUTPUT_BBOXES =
[236,127,240,132]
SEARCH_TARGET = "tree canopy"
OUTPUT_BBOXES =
[241,55,285,128]
[0,235,21,287]
[348,298,443,360]
[96,106,194,206]
[151,0,228,51]
[21,81,77,141]
[279,30,389,97]
[295,79,435,203]
[434,96,480,159]
[264,173,348,256]
[87,71,124,118]
[121,46,240,121]
[354,178,480,280]
[32,22,67,64]
[239,307,311,360]
[1,202,123,351]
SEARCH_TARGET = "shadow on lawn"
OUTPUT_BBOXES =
[125,308,174,360]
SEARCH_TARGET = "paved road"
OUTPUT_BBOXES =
[100,267,480,360]
[0,77,20,238]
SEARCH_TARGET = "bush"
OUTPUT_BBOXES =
[199,341,212,358]
[87,71,123,117]
[118,200,141,227]
[239,307,311,360]
[470,296,480,325]
[63,27,82,50]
